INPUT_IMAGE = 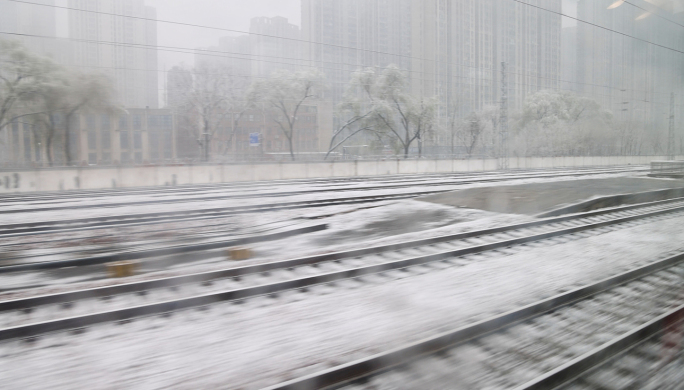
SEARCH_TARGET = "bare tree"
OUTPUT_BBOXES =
[459,112,483,158]
[515,90,613,157]
[366,65,438,158]
[174,64,250,162]
[250,69,325,161]
[0,39,61,133]
[325,68,376,159]
[0,40,119,166]
[58,72,119,165]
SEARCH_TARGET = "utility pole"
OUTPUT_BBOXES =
[499,62,509,170]
[668,92,675,160]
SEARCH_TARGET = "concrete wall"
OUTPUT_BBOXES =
[0,155,676,193]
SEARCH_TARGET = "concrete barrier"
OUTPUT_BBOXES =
[0,155,676,193]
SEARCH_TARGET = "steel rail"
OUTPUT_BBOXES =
[0,223,328,273]
[0,165,643,204]
[0,167,656,236]
[0,192,427,236]
[513,305,684,390]
[1,198,683,341]
[261,251,684,390]
[0,166,646,215]
[1,193,683,278]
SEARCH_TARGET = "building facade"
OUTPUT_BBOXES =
[174,101,333,161]
[1,109,176,167]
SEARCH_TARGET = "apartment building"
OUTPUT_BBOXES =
[576,0,684,129]
[68,0,159,108]
[301,0,562,149]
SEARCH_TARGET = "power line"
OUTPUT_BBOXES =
[2,29,677,102]
[511,0,684,55]
[624,0,684,29]
[0,31,498,91]
[1,42,680,113]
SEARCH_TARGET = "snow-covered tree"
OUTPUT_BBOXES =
[347,65,437,158]
[0,39,61,133]
[249,69,325,161]
[29,70,119,166]
[0,39,119,165]
[173,64,251,161]
[325,68,377,159]
[513,90,613,157]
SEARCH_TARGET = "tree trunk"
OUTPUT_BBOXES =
[46,132,54,167]
[64,114,72,166]
[288,133,295,161]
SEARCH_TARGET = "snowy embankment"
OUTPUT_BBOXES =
[0,169,641,225]
[0,199,526,297]
[1,205,682,389]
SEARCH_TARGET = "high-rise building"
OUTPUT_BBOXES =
[68,0,159,108]
[301,0,413,106]
[576,0,684,133]
[301,0,562,146]
[0,0,66,61]
[561,26,578,91]
[249,16,302,77]
[195,16,301,79]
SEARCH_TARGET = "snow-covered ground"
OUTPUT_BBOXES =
[1,209,683,389]
[0,169,646,225]
[0,198,529,296]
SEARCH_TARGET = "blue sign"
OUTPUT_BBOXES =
[249,133,260,146]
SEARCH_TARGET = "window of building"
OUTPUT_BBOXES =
[120,131,129,149]
[149,131,159,160]
[23,130,31,162]
[164,131,172,159]
[12,126,19,153]
[133,131,142,149]
[133,115,142,130]
[86,115,97,130]
[101,131,111,149]
[101,115,110,130]
[88,130,97,150]
[119,115,128,130]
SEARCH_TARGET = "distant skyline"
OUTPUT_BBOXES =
[146,0,301,69]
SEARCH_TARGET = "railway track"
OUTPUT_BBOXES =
[0,166,650,236]
[1,195,683,343]
[560,317,684,390]
[0,222,328,273]
[280,251,684,390]
[0,166,645,215]
[0,165,644,206]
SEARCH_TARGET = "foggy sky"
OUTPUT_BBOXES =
[146,0,300,69]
